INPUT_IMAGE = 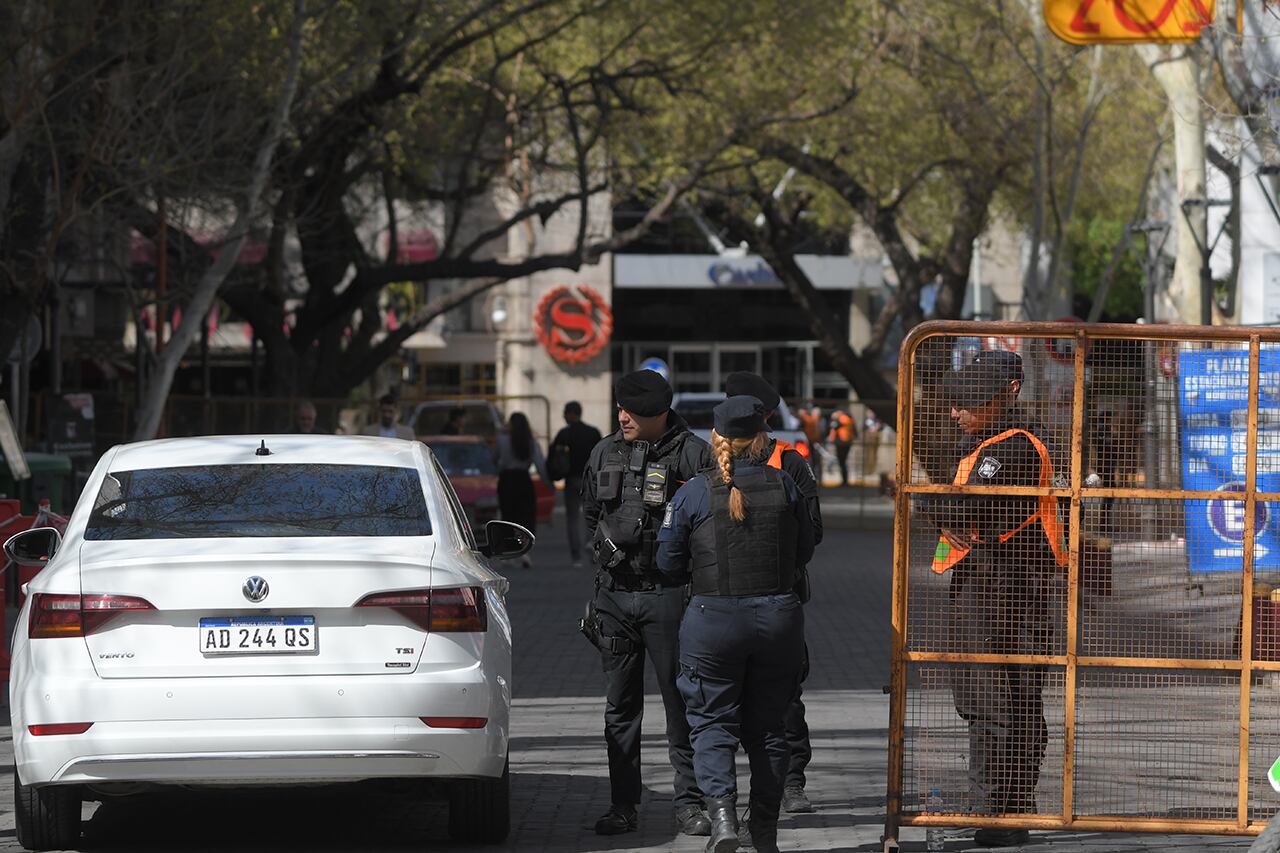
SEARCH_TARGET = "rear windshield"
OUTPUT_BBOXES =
[86,464,431,540]
[432,443,497,477]
[675,399,785,431]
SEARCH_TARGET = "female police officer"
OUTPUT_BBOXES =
[656,396,815,853]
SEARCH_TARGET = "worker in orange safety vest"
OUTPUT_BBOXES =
[826,410,855,486]
[923,350,1066,849]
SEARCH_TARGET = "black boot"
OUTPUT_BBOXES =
[746,798,780,853]
[704,796,739,853]
[676,804,712,836]
[593,803,637,835]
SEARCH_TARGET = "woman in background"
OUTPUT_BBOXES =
[495,411,550,568]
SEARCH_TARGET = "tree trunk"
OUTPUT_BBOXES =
[1137,43,1207,324]
[132,0,306,441]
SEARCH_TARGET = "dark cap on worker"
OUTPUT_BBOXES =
[714,395,770,438]
[724,371,781,412]
[944,350,1024,410]
[615,369,673,417]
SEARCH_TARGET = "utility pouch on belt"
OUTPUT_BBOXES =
[794,566,812,604]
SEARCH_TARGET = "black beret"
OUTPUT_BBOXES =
[714,395,769,439]
[615,369,673,417]
[944,350,1024,410]
[723,371,781,412]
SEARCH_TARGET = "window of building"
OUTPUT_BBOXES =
[420,363,497,397]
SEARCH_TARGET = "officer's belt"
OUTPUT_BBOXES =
[601,570,664,592]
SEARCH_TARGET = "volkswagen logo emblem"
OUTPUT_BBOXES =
[242,576,270,603]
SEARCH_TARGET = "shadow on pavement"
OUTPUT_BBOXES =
[75,773,676,852]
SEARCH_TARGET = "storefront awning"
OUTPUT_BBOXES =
[613,253,882,290]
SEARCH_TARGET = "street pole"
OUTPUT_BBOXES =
[1179,197,1232,325]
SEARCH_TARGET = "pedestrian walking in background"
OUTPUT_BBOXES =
[924,350,1066,849]
[495,411,551,569]
[827,409,856,486]
[581,369,712,838]
[360,393,414,440]
[862,410,884,478]
[657,396,814,853]
[798,401,823,451]
[292,400,326,434]
[549,401,602,567]
[724,372,822,815]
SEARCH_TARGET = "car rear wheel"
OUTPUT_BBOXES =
[14,772,81,851]
[447,755,510,843]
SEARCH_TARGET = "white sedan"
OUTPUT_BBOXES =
[3,435,532,851]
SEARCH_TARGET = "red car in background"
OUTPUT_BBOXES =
[423,436,553,534]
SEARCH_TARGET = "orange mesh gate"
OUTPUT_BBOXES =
[884,321,1280,849]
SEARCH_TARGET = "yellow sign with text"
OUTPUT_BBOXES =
[1044,0,1215,44]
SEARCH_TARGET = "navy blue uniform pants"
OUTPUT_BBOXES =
[594,583,701,809]
[783,644,811,788]
[677,594,804,809]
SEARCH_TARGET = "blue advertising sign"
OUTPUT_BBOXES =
[1177,349,1280,572]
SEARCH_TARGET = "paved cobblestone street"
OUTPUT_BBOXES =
[0,509,1265,851]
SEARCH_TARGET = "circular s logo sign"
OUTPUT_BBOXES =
[535,286,613,364]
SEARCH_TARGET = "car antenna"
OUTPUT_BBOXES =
[256,439,272,457]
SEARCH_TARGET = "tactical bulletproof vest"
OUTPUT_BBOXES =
[689,466,798,596]
[594,434,686,573]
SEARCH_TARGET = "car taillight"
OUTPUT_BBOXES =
[28,722,93,736]
[29,594,82,639]
[29,593,156,639]
[795,441,811,459]
[356,586,487,633]
[429,587,487,632]
[420,717,487,729]
[355,589,432,631]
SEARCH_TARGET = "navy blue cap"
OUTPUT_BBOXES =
[714,395,770,438]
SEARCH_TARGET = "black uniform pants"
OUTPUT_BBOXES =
[834,441,852,485]
[594,583,701,809]
[948,559,1048,814]
[783,644,811,788]
[677,593,804,811]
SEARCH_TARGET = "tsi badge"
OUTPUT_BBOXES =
[242,575,270,603]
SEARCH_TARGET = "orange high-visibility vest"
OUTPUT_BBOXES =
[798,410,822,444]
[767,439,795,469]
[931,428,1068,574]
[829,412,854,444]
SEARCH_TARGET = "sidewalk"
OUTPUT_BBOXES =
[819,483,895,531]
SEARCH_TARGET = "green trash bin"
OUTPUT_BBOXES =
[0,451,74,515]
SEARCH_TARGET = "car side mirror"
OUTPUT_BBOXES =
[4,527,62,567]
[481,520,534,560]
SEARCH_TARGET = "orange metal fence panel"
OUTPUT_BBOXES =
[884,322,1280,849]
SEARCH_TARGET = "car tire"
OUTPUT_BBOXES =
[447,755,510,843]
[14,772,81,852]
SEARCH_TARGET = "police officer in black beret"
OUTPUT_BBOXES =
[927,350,1064,849]
[723,371,822,815]
[580,369,713,837]
[657,396,815,853]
